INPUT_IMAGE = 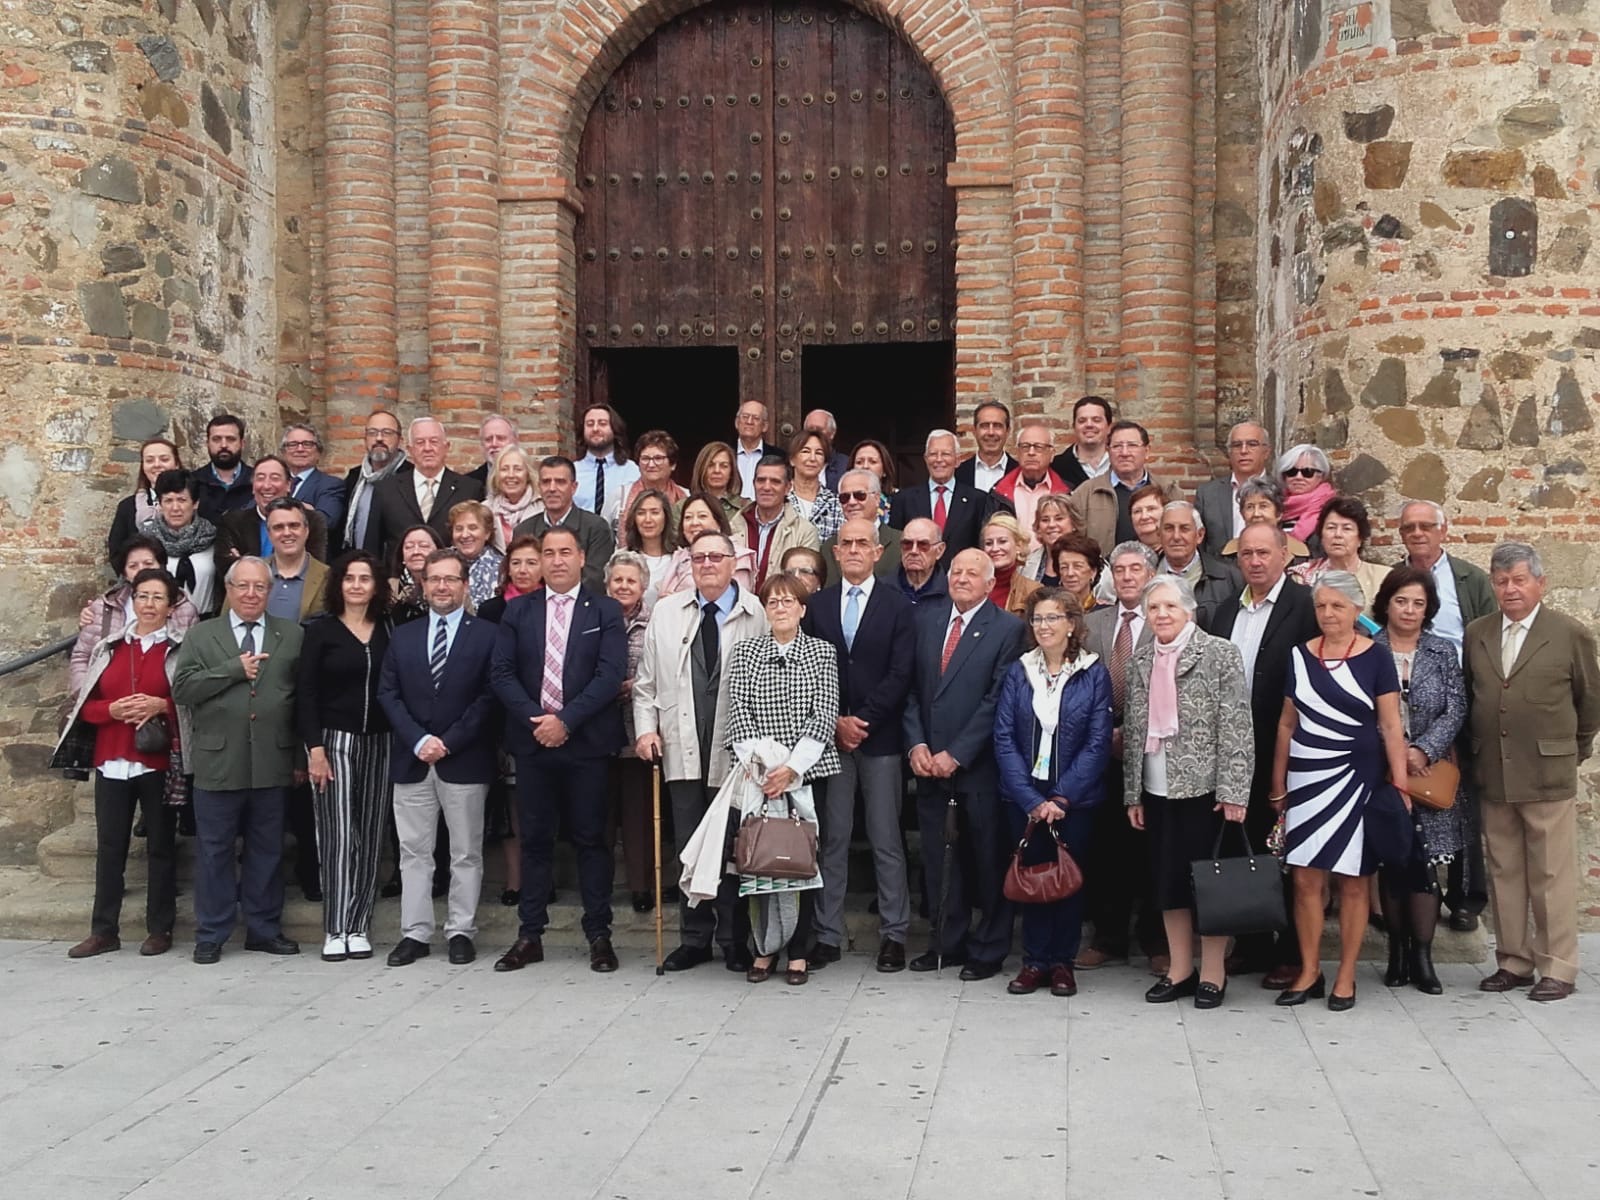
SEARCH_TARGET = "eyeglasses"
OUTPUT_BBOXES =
[1283,467,1323,479]
[1228,439,1266,450]
[1398,522,1439,534]
[229,581,269,594]
[282,439,317,450]
[902,539,938,551]
[689,552,730,565]
[638,454,671,466]
[364,427,399,439]
[766,595,802,608]
[1030,613,1069,627]
[1016,441,1051,454]
[425,575,465,585]
[839,490,872,503]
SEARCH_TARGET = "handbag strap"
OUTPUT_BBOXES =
[1209,819,1258,861]
[1014,817,1069,854]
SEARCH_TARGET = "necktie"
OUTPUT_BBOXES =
[423,476,437,515]
[700,601,720,678]
[933,485,948,532]
[541,595,572,712]
[1501,621,1524,676]
[1110,610,1135,712]
[291,474,303,497]
[240,620,258,655]
[843,586,862,651]
[593,459,606,514]
[939,613,964,673]
[430,616,448,691]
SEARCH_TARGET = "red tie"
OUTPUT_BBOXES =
[933,485,948,532]
[940,613,964,673]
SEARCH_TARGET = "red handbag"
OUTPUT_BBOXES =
[1003,818,1084,904]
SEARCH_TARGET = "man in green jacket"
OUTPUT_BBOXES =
[172,556,304,964]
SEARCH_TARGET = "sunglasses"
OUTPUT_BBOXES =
[839,490,872,503]
[902,539,939,551]
[1283,467,1323,479]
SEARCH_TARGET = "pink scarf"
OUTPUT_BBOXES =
[1281,481,1336,544]
[1145,620,1197,753]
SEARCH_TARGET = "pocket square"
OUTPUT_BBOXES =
[580,626,600,636]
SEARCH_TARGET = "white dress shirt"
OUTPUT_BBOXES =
[1500,604,1541,674]
[1229,574,1286,684]
[1429,553,1465,660]
[98,626,172,781]
[971,455,1008,493]
[413,468,445,516]
[735,441,766,500]
[228,609,264,650]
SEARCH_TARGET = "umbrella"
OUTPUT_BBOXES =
[935,794,960,976]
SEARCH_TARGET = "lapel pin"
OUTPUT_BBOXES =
[973,630,981,639]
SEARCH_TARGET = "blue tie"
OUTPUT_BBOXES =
[430,616,448,692]
[843,586,861,651]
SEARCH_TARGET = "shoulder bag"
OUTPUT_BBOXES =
[734,797,819,880]
[1003,818,1084,904]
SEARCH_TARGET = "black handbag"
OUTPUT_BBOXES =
[1190,822,1287,937]
[134,713,171,754]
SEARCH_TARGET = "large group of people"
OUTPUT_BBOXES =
[50,399,1600,1006]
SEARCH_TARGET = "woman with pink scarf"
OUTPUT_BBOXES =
[1122,575,1254,1010]
[1276,443,1337,548]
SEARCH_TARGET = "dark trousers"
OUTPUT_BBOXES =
[192,786,288,946]
[1446,779,1489,916]
[91,770,177,939]
[606,757,657,894]
[516,756,614,942]
[287,782,320,889]
[1008,804,1094,970]
[1083,759,1165,957]
[916,781,1012,966]
[667,776,750,956]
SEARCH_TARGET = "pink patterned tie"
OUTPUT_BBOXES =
[540,595,572,713]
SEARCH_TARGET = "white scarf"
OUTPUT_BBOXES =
[1020,646,1100,780]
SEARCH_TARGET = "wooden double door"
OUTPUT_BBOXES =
[574,0,956,464]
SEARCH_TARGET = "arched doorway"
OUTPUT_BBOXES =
[573,0,956,477]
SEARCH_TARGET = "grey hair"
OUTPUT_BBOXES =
[1109,540,1158,572]
[1237,476,1285,513]
[807,409,838,436]
[839,468,881,495]
[924,428,958,453]
[1142,573,1198,615]
[1238,520,1289,549]
[1161,499,1203,531]
[479,414,516,436]
[1489,541,1544,579]
[280,423,322,452]
[1313,569,1366,610]
[225,555,270,584]
[605,549,650,583]
[1400,499,1448,527]
[408,416,445,441]
[1228,420,1270,446]
[1277,442,1331,478]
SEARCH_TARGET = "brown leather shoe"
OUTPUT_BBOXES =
[1074,947,1122,970]
[494,937,544,972]
[67,934,120,959]
[1049,965,1078,997]
[1007,965,1047,995]
[139,932,173,957]
[1528,977,1576,1002]
[1479,968,1536,993]
[785,966,809,986]
[589,936,618,973]
[747,957,774,984]
[1262,964,1300,991]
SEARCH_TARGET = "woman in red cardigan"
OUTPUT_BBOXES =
[54,568,189,958]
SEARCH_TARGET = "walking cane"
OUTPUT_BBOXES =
[652,756,665,976]
[935,794,960,977]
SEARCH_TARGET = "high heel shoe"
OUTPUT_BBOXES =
[1145,970,1199,1003]
[1274,973,1326,1006]
[1383,935,1409,987]
[1328,986,1357,1011]
[1409,940,1442,995]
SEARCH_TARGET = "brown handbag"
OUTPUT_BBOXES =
[1003,818,1084,904]
[1402,756,1459,811]
[734,799,819,879]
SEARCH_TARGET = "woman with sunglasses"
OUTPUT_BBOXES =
[1277,444,1336,549]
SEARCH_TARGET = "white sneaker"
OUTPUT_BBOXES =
[321,934,348,962]
[346,933,373,959]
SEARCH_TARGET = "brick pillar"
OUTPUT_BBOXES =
[1010,0,1087,419]
[948,167,1016,415]
[427,0,500,433]
[322,0,399,416]
[1119,0,1195,435]
[1083,0,1123,398]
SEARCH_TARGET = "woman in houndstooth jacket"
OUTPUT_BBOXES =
[724,573,842,985]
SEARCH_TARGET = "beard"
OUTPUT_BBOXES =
[210,448,240,471]
[369,443,396,467]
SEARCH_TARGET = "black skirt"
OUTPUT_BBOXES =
[1142,791,1226,911]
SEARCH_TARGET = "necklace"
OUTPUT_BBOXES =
[1316,635,1356,670]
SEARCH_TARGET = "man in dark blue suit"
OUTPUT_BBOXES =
[887,429,995,563]
[280,423,348,548]
[903,547,1026,979]
[489,526,628,973]
[804,517,916,971]
[376,548,500,967]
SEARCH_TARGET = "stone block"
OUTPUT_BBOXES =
[78,157,141,204]
[1363,141,1412,189]
[1507,397,1541,447]
[1361,358,1407,407]
[137,35,182,83]
[1457,467,1503,502]
[1532,164,1565,200]
[1489,350,1535,380]
[76,281,129,338]
[1342,105,1394,143]
[1442,148,1524,190]
[1545,224,1590,274]
[1340,453,1392,493]
[63,40,110,73]
[139,81,190,128]
[1497,100,1564,148]
[1374,408,1425,446]
[110,399,167,443]
[1418,202,1460,231]
[1457,386,1505,450]
[1452,0,1507,24]
[1416,368,1462,408]
[1324,368,1353,414]
[1548,369,1593,436]
[129,302,171,344]
[1398,453,1448,502]
[1391,0,1435,38]
[201,82,232,154]
[1488,197,1536,277]
[99,244,145,274]
[1312,179,1343,222]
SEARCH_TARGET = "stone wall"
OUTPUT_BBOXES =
[1259,0,1600,917]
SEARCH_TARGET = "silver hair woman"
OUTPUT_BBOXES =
[1277,443,1336,545]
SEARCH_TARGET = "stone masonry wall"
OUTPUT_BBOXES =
[1260,0,1600,918]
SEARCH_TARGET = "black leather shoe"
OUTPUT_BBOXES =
[380,876,401,899]
[810,942,843,969]
[631,891,654,913]
[244,935,300,955]
[909,950,964,973]
[1194,980,1227,1010]
[499,889,520,907]
[1384,936,1410,987]
[193,941,222,965]
[724,948,753,973]
[661,944,713,972]
[1448,909,1479,933]
[1328,987,1357,1012]
[1145,971,1199,1003]
[387,937,431,966]
[1275,973,1327,1006]
[876,939,906,973]
[1410,941,1442,995]
[958,960,1001,982]
[448,935,475,965]
[494,937,543,971]
[301,879,324,903]
[590,936,619,973]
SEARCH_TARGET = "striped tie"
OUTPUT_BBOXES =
[541,595,573,713]
[430,616,447,692]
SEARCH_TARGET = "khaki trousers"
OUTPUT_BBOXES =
[1482,796,1579,984]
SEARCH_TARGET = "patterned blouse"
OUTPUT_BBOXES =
[789,486,845,541]
[466,548,504,610]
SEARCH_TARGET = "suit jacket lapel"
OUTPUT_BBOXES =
[935,603,989,697]
[1504,612,1548,681]
[564,592,597,692]
[397,465,425,523]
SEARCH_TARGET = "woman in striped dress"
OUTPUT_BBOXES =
[299,551,393,963]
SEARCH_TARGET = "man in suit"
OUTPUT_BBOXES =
[1467,543,1600,1002]
[804,517,916,971]
[820,469,903,586]
[633,530,768,972]
[376,548,500,967]
[467,414,518,486]
[513,455,615,593]
[171,557,304,963]
[280,424,347,540]
[573,404,638,525]
[733,399,785,500]
[888,430,992,562]
[214,455,328,578]
[895,518,949,605]
[955,400,1017,493]
[489,526,628,973]
[904,547,1027,979]
[190,412,255,522]
[1069,419,1181,553]
[1156,501,1242,631]
[1206,522,1318,986]
[1195,422,1271,557]
[1050,395,1114,489]
[804,408,850,492]
[1399,499,1497,930]
[365,416,485,561]
[341,410,407,553]
[992,421,1071,548]
[1078,541,1165,972]
[740,455,821,589]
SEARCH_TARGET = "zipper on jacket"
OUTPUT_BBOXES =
[362,643,372,731]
